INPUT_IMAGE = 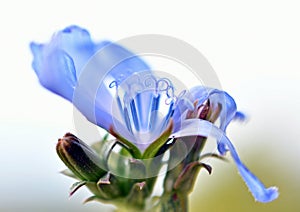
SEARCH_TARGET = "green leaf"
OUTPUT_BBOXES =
[142,120,174,159]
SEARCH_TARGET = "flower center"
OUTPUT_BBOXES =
[109,72,184,148]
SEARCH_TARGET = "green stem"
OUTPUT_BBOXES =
[160,193,188,212]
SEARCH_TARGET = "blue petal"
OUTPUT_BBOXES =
[219,135,279,202]
[30,43,76,101]
[234,111,247,121]
[30,26,151,133]
[73,86,135,142]
[188,86,211,105]
[188,86,243,154]
[30,42,44,76]
[189,86,237,130]
[72,42,150,132]
[172,119,279,203]
[172,87,209,132]
[92,42,150,82]
[49,25,111,77]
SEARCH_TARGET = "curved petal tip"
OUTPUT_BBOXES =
[234,111,247,122]
[255,186,279,203]
[236,157,279,203]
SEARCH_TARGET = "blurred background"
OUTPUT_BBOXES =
[0,0,299,211]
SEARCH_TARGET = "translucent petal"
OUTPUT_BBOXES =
[172,119,279,203]
[188,86,211,105]
[172,86,209,123]
[72,43,151,133]
[189,86,237,130]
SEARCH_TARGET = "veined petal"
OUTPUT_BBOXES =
[72,42,151,133]
[171,119,279,203]
[73,85,137,144]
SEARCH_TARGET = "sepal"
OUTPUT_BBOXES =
[70,181,87,196]
[174,161,211,193]
[60,169,79,179]
[126,182,149,209]
[142,120,174,159]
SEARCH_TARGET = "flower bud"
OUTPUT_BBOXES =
[56,133,106,182]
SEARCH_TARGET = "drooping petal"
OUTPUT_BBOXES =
[222,136,279,203]
[171,119,279,203]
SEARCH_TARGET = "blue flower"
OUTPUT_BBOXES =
[30,25,278,203]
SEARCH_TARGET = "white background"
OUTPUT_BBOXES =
[0,1,299,211]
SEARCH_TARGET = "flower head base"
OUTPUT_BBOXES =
[30,25,279,207]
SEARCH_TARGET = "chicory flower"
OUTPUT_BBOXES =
[30,25,278,203]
